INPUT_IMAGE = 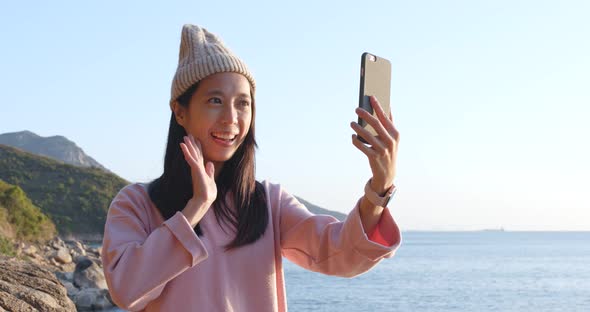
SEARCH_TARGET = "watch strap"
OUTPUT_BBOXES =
[364,179,396,207]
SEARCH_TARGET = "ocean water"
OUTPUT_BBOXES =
[99,232,590,311]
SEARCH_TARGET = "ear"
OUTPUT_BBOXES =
[172,101,186,126]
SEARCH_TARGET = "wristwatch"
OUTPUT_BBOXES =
[364,179,396,207]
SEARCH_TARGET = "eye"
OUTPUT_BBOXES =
[208,97,222,105]
[240,100,251,107]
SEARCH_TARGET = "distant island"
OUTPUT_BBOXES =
[481,227,506,232]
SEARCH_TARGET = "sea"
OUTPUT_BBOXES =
[97,231,590,311]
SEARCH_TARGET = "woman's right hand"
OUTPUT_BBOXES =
[179,134,217,227]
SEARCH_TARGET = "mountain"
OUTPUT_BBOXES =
[0,144,128,238]
[295,196,347,221]
[0,130,107,171]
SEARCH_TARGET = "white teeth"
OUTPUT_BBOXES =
[211,132,237,140]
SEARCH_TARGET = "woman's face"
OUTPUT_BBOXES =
[175,72,253,168]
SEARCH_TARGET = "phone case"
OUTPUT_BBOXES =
[358,52,392,143]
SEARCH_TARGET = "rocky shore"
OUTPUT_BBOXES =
[0,237,116,311]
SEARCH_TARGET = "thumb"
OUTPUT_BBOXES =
[205,161,215,178]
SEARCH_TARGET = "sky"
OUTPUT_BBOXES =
[1,0,589,231]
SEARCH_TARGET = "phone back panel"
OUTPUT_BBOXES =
[358,52,392,138]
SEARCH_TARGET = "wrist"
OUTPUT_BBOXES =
[369,178,394,196]
[188,197,209,207]
[361,195,384,212]
[182,198,210,226]
[364,179,396,207]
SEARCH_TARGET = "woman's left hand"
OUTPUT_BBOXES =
[350,96,400,194]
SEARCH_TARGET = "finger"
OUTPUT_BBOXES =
[191,135,204,161]
[352,108,392,148]
[356,107,393,146]
[183,136,198,161]
[350,121,387,151]
[387,109,401,142]
[185,135,202,163]
[351,134,376,157]
[370,96,396,134]
[370,96,387,122]
[180,142,198,167]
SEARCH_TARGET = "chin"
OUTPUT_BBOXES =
[205,151,238,163]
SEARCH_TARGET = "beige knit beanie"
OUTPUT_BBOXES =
[170,24,256,110]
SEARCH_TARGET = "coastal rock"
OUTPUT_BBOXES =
[5,237,115,310]
[0,258,76,311]
[54,247,73,264]
[51,237,67,250]
[61,281,80,298]
[23,244,38,257]
[73,254,88,264]
[55,271,74,282]
[60,262,76,272]
[73,257,107,290]
[88,247,102,257]
[73,288,113,311]
[50,257,61,266]
[68,240,87,258]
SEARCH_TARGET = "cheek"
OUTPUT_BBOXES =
[185,119,210,141]
[240,113,253,134]
[187,110,215,133]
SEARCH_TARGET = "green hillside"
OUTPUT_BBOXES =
[0,179,56,255]
[0,144,129,236]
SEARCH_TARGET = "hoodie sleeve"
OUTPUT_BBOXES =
[276,183,401,278]
[101,185,209,311]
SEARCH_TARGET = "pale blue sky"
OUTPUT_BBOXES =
[1,1,589,230]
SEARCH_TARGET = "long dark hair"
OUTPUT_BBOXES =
[148,81,268,250]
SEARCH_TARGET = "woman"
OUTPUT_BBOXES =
[101,24,401,312]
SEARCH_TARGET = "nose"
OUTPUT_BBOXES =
[220,103,238,125]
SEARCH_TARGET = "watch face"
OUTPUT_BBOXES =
[383,188,396,207]
[383,195,392,207]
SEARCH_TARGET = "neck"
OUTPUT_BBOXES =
[212,161,224,180]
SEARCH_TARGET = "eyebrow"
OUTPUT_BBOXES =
[204,89,251,99]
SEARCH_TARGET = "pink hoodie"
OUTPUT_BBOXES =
[101,181,401,311]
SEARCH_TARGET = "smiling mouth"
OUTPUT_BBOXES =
[211,132,238,144]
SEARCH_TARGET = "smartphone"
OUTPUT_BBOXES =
[358,52,392,144]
